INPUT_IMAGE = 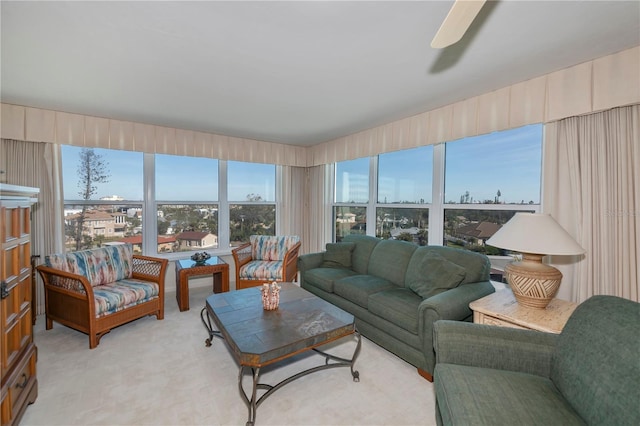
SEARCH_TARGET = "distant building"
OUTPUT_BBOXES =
[454,221,501,246]
[118,235,177,253]
[176,231,218,250]
[65,210,123,239]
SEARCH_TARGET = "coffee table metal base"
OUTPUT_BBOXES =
[201,307,361,426]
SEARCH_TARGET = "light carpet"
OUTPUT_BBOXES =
[21,286,437,426]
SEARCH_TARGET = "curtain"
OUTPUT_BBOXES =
[543,105,639,303]
[276,165,305,241]
[2,139,65,316]
[304,164,332,254]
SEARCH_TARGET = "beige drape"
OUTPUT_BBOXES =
[276,165,305,243]
[303,164,332,254]
[543,105,639,303]
[2,139,65,316]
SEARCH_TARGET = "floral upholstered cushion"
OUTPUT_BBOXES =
[45,244,134,287]
[250,235,300,261]
[93,279,159,317]
[239,260,284,281]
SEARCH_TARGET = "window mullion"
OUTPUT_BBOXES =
[142,152,156,256]
[367,156,377,237]
[218,160,230,249]
[430,143,445,246]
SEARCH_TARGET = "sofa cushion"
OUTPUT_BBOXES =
[368,288,421,334]
[334,275,396,309]
[321,242,355,268]
[343,235,381,275]
[240,260,284,281]
[551,296,640,426]
[304,267,357,293]
[45,244,134,287]
[367,239,417,285]
[93,279,159,318]
[406,251,466,299]
[250,235,299,261]
[435,364,583,426]
[422,246,490,284]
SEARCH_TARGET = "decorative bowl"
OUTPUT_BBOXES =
[190,251,211,265]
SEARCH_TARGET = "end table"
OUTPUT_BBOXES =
[469,288,578,334]
[175,256,229,312]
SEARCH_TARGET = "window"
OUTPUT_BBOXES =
[444,125,542,205]
[376,146,432,245]
[155,155,219,253]
[228,161,276,245]
[334,158,369,241]
[61,148,281,255]
[62,146,143,251]
[330,125,543,277]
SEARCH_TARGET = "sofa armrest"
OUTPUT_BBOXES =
[434,320,558,377]
[297,252,325,273]
[417,281,495,374]
[419,281,495,325]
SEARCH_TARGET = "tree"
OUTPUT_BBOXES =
[74,148,110,250]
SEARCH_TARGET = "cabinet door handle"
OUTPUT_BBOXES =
[0,281,9,299]
[16,373,28,389]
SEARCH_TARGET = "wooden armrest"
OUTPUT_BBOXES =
[132,254,168,283]
[232,242,253,268]
[283,241,301,282]
[36,265,92,296]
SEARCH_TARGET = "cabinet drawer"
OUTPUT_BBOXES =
[2,343,37,426]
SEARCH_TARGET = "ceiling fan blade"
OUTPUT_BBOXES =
[431,0,487,49]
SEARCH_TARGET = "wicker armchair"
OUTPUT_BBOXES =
[36,244,167,348]
[232,235,301,290]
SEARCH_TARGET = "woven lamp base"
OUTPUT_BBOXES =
[504,253,563,309]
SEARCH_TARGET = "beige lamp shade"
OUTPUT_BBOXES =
[486,213,585,256]
[486,213,585,309]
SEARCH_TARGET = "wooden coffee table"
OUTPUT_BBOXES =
[201,283,361,426]
[175,256,229,312]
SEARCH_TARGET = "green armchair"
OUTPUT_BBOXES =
[433,295,640,425]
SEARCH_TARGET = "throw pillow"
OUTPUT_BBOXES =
[407,252,466,299]
[321,242,355,268]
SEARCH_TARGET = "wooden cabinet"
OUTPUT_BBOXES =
[1,184,38,426]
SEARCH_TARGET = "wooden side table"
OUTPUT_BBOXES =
[175,256,229,312]
[469,288,578,334]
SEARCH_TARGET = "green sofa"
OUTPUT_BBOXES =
[433,295,640,425]
[298,235,494,380]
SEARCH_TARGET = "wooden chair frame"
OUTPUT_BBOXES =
[36,255,168,349]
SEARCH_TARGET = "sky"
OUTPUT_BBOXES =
[62,124,541,205]
[61,147,275,202]
[336,124,542,205]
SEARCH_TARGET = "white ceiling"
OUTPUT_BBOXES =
[2,1,639,146]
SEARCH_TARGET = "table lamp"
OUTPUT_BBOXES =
[486,213,585,309]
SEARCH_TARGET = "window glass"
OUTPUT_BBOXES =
[445,125,542,205]
[62,146,143,251]
[228,161,275,202]
[230,204,276,245]
[62,146,143,201]
[156,155,218,201]
[376,207,429,245]
[63,203,143,252]
[334,206,366,242]
[335,158,369,203]
[157,204,218,252]
[378,146,432,203]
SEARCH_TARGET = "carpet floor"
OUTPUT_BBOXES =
[20,286,436,426]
